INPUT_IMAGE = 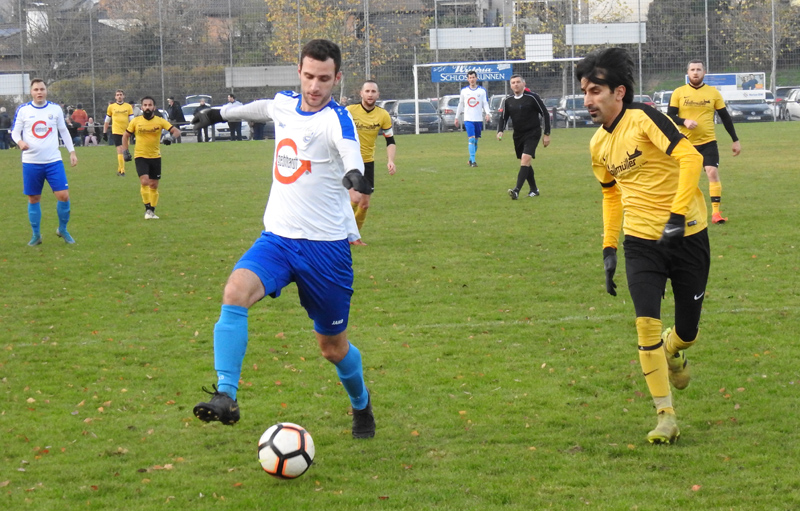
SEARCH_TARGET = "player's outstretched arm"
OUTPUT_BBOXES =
[192,108,224,130]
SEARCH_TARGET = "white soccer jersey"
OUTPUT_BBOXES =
[11,101,75,164]
[221,91,364,242]
[456,86,491,122]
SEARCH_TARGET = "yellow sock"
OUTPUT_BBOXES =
[117,153,125,173]
[353,205,367,231]
[351,202,358,214]
[665,327,697,356]
[636,317,672,412]
[709,181,722,214]
[149,188,159,208]
[140,185,150,205]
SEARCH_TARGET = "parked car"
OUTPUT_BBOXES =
[652,90,673,113]
[377,99,397,113]
[556,95,594,128]
[544,97,559,127]
[438,94,460,131]
[179,103,251,140]
[488,94,507,130]
[389,99,441,134]
[782,88,800,121]
[765,91,776,118]
[634,94,655,107]
[776,86,800,120]
[721,98,775,123]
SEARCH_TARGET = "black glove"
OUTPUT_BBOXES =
[192,108,224,129]
[603,246,617,297]
[342,169,372,195]
[657,213,686,249]
[123,149,132,162]
[102,132,108,142]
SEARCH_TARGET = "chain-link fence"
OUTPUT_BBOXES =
[1,0,798,121]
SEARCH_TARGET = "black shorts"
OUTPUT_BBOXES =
[513,129,541,160]
[623,229,710,339]
[363,161,375,192]
[112,134,124,147]
[694,141,719,168]
[135,157,162,180]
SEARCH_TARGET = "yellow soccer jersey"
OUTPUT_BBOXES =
[346,103,393,163]
[126,116,173,159]
[670,83,726,145]
[107,102,134,135]
[589,104,707,245]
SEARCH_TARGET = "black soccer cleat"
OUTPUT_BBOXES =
[193,384,240,425]
[351,390,375,439]
[508,188,519,200]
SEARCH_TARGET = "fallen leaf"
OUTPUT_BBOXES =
[0,481,9,487]
[692,485,702,491]
[410,430,419,436]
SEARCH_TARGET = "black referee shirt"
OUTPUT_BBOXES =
[498,91,551,135]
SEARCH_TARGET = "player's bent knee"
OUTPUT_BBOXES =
[222,269,265,307]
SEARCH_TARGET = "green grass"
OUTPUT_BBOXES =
[1,121,799,510]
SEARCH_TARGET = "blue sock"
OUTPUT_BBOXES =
[213,304,249,400]
[28,203,42,237]
[468,137,477,162]
[335,342,368,410]
[56,200,70,232]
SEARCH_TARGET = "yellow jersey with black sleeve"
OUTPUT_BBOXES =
[126,116,173,159]
[669,83,726,146]
[346,103,393,163]
[106,102,134,135]
[590,104,707,245]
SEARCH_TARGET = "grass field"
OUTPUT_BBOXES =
[1,121,799,510]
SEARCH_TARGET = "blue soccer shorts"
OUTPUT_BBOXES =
[464,121,483,138]
[234,232,354,336]
[23,161,68,196]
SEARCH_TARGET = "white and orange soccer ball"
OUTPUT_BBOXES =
[257,422,315,479]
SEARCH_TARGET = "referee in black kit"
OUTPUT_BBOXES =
[497,74,551,199]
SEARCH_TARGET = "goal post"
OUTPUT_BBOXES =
[412,57,581,135]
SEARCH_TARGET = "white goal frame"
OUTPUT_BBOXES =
[412,57,581,135]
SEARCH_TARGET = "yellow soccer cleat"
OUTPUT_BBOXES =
[647,411,680,445]
[663,328,691,390]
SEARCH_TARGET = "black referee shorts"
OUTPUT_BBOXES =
[135,157,162,180]
[363,161,375,192]
[623,229,710,340]
[112,134,124,147]
[513,129,541,160]
[694,141,720,168]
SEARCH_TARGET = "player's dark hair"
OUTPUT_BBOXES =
[141,96,155,105]
[688,59,704,69]
[510,74,524,81]
[300,39,342,74]
[168,96,175,100]
[228,93,236,100]
[575,47,634,104]
[467,70,477,77]
[30,78,45,87]
[116,89,125,94]
[362,80,378,89]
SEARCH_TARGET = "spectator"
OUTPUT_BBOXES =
[66,107,81,147]
[84,117,99,146]
[226,94,243,141]
[0,106,11,150]
[166,96,186,144]
[193,98,210,142]
[71,103,88,142]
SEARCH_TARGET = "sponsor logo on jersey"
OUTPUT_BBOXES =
[32,120,52,139]
[274,138,311,184]
[467,97,480,108]
[682,98,711,107]
[606,145,641,177]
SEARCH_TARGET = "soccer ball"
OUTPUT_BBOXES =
[257,422,315,479]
